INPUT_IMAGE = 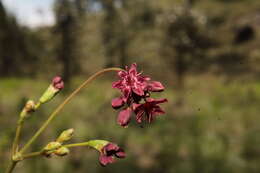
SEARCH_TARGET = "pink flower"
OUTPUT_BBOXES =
[133,98,168,123]
[52,76,64,90]
[112,63,167,127]
[99,143,126,166]
[112,63,150,101]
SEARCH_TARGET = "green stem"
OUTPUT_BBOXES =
[21,142,91,160]
[5,161,17,173]
[12,119,23,155]
[63,142,90,148]
[19,68,122,154]
[22,151,44,160]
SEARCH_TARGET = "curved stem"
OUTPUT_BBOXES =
[19,68,122,154]
[5,161,17,173]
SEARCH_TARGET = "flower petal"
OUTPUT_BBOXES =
[147,98,168,104]
[118,70,127,78]
[129,63,137,75]
[132,86,144,96]
[99,154,115,166]
[135,110,145,123]
[115,149,126,158]
[111,97,125,109]
[117,108,132,127]
[148,81,164,92]
[104,143,120,153]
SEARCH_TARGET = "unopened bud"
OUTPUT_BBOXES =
[44,142,61,151]
[56,128,74,143]
[52,76,64,90]
[43,141,62,157]
[54,147,69,156]
[39,76,64,104]
[20,100,35,119]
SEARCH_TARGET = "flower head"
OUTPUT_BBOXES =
[99,143,126,166]
[133,98,168,123]
[112,63,150,101]
[112,63,167,127]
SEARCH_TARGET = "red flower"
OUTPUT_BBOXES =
[99,143,126,166]
[133,98,168,123]
[52,76,64,90]
[112,63,167,127]
[112,63,150,101]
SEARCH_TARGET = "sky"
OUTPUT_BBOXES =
[2,0,55,28]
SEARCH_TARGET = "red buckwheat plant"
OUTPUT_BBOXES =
[112,63,167,127]
[5,63,167,173]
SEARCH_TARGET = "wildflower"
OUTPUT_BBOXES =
[112,63,150,101]
[133,98,168,123]
[99,143,126,166]
[86,140,126,166]
[112,63,167,127]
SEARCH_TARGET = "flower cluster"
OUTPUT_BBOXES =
[43,129,74,157]
[86,140,125,166]
[112,63,167,127]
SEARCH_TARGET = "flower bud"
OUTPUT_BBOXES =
[20,100,35,119]
[39,76,64,104]
[54,147,69,156]
[44,142,62,151]
[56,128,74,143]
[43,141,62,157]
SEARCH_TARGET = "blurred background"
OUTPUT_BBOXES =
[1,0,260,172]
